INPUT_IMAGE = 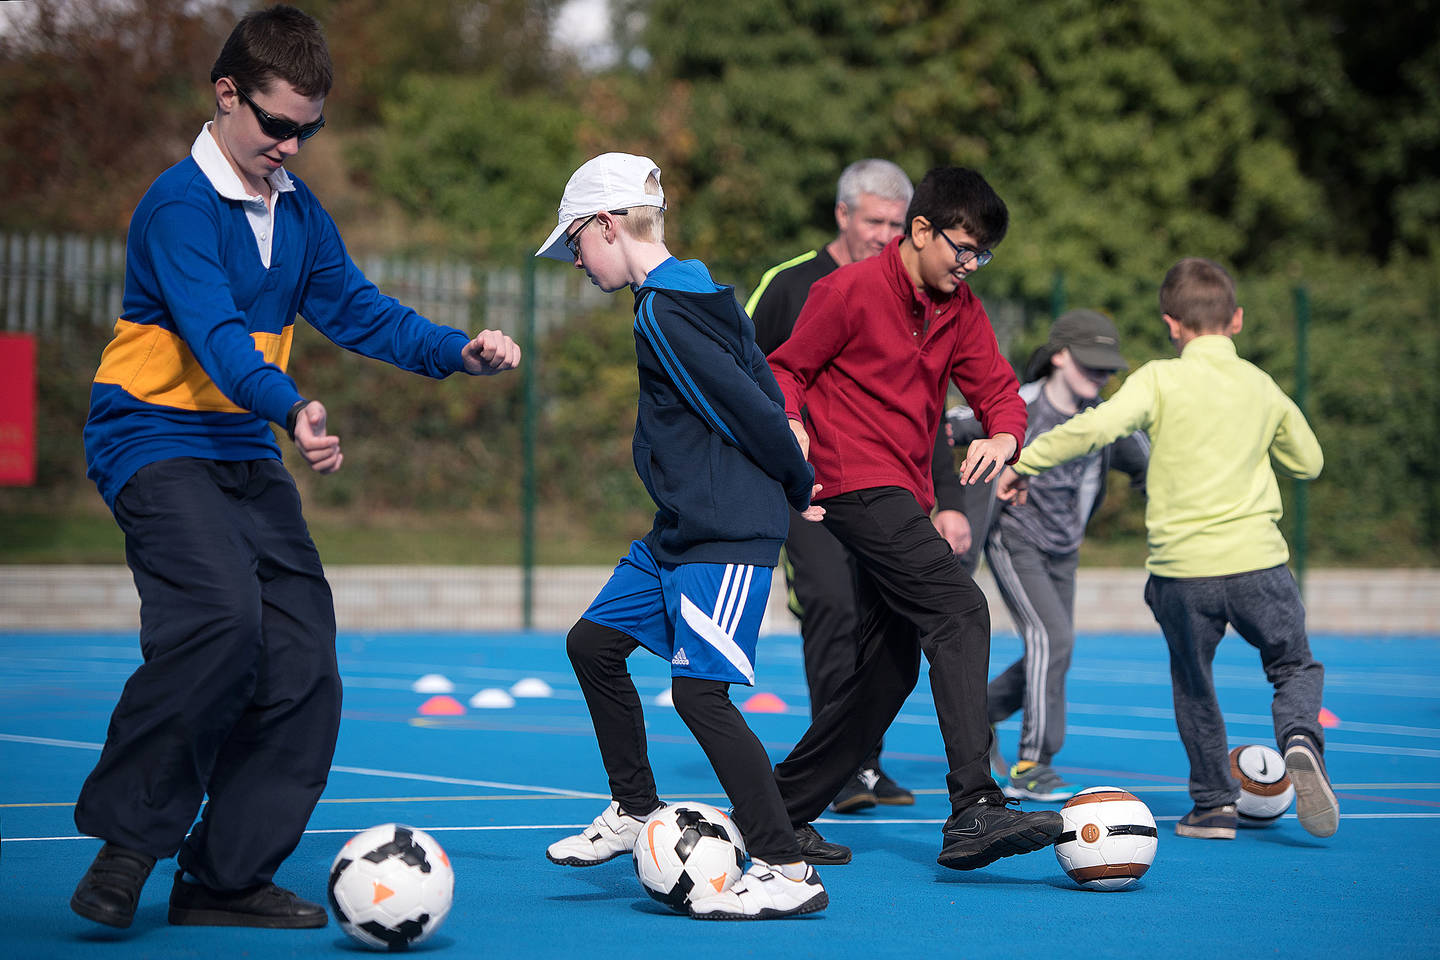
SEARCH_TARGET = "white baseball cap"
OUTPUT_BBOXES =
[534,152,666,260]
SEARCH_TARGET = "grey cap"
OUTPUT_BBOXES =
[1024,309,1127,381]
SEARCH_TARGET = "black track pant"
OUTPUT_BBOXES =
[74,458,341,892]
[774,487,998,823]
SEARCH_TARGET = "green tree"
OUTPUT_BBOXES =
[0,0,229,233]
[360,72,590,258]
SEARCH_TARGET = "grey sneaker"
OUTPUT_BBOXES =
[1175,804,1237,839]
[1002,763,1077,802]
[1284,734,1339,838]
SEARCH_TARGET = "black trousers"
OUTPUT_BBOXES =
[782,509,884,770]
[773,487,998,823]
[566,619,801,863]
[74,458,341,891]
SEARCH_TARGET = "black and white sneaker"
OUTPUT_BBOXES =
[868,766,914,806]
[936,794,1064,870]
[829,773,877,814]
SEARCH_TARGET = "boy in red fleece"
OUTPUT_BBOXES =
[767,166,1063,871]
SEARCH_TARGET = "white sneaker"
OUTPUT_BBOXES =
[687,859,827,921]
[546,801,650,866]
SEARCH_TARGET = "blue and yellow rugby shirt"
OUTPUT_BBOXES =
[85,149,471,508]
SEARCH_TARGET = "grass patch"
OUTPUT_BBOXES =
[0,508,628,566]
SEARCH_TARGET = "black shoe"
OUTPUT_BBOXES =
[829,774,877,814]
[868,766,915,806]
[168,871,327,928]
[936,794,1064,871]
[793,822,851,865]
[70,843,158,928]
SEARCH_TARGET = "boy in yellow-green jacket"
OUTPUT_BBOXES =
[996,257,1338,841]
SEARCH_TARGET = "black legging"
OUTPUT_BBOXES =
[566,618,802,863]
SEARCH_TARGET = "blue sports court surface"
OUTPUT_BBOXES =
[2,626,1437,959]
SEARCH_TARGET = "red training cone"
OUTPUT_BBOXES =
[742,692,788,713]
[419,695,466,716]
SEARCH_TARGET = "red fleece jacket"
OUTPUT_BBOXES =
[767,238,1026,512]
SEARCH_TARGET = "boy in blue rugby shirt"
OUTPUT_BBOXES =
[70,5,520,933]
[536,153,829,920]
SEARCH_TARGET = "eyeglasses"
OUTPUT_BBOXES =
[563,209,629,259]
[933,226,993,270]
[232,82,326,142]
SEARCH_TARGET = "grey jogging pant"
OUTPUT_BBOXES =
[984,527,1077,766]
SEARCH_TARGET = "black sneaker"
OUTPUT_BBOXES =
[793,822,851,865]
[868,766,914,806]
[936,794,1064,871]
[168,871,327,928]
[70,843,158,928]
[829,774,877,814]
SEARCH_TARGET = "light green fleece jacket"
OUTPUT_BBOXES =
[1013,335,1323,577]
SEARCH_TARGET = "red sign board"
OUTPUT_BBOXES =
[0,333,37,486]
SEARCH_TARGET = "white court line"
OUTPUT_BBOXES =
[0,734,102,750]
[328,765,609,800]
[8,811,1440,844]
[1066,704,1440,740]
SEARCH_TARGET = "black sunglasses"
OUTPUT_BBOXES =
[232,82,326,142]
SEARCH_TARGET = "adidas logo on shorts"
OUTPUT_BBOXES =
[671,648,690,666]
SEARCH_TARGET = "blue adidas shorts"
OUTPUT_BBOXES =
[582,540,773,686]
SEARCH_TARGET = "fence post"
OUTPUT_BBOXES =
[1292,284,1310,595]
[521,257,538,630]
[1050,268,1067,319]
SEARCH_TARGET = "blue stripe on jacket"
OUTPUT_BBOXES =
[634,291,739,445]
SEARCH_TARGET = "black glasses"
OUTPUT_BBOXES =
[233,82,326,142]
[933,227,993,270]
[563,210,629,259]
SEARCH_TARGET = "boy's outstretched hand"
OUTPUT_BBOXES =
[959,433,1018,485]
[799,483,825,522]
[462,329,522,375]
[995,466,1029,506]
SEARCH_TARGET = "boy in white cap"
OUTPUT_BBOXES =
[537,153,829,920]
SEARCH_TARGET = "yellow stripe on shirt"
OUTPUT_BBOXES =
[93,319,293,413]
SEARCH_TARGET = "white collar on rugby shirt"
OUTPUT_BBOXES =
[191,122,296,203]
